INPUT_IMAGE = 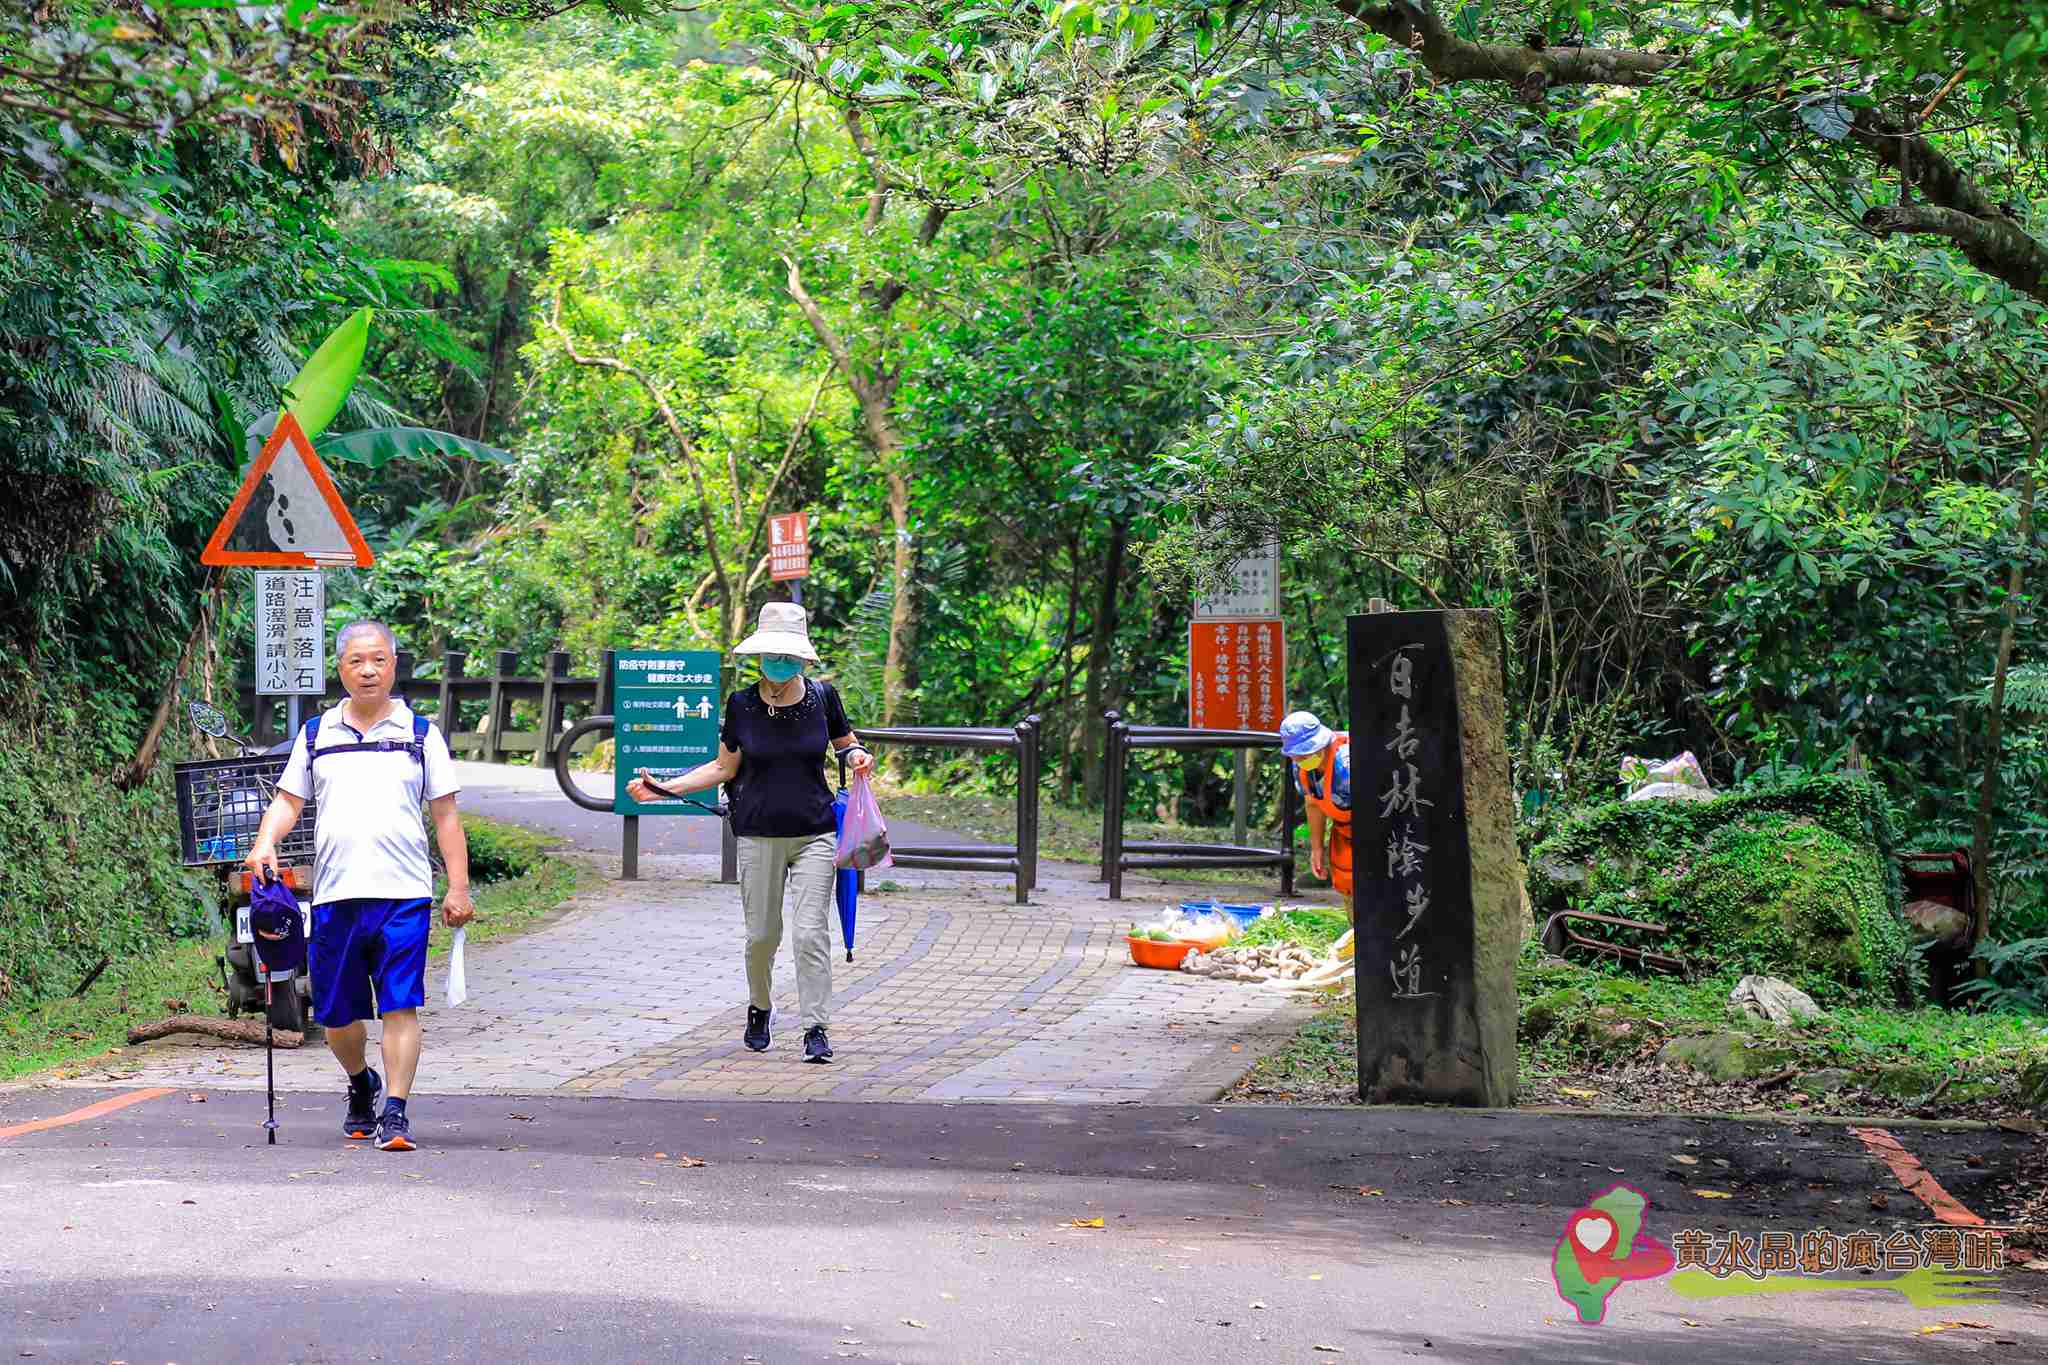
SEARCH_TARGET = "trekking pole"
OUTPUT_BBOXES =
[263,979,277,1145]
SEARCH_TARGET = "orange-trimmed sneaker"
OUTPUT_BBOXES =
[373,1106,415,1151]
[344,1068,381,1140]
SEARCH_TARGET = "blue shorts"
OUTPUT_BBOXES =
[310,897,432,1027]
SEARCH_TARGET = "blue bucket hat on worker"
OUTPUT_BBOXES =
[1279,711,1334,760]
[249,875,307,976]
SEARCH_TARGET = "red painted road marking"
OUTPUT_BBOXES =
[0,1087,176,1140]
[1848,1125,1986,1227]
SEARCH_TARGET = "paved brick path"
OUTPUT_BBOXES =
[78,765,1329,1103]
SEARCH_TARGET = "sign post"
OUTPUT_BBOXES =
[255,571,327,737]
[1192,543,1285,844]
[612,650,724,881]
[770,511,810,607]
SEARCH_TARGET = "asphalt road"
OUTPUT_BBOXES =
[3,1087,2043,1363]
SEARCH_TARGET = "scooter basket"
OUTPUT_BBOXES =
[173,755,318,866]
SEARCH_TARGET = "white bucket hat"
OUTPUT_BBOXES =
[734,601,819,662]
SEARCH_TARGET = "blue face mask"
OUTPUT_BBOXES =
[760,655,805,684]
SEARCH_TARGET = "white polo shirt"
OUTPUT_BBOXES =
[277,699,460,905]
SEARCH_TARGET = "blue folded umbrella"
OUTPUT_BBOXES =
[831,783,859,961]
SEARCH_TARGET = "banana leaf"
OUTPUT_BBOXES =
[282,306,371,441]
[314,426,515,468]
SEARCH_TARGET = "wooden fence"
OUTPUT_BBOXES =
[240,649,623,762]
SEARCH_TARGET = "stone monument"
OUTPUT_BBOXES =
[1347,608,1518,1106]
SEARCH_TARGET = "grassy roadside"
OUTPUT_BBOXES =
[0,815,584,1082]
[1230,947,2048,1118]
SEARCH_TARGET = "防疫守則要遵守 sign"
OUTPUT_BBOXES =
[613,650,723,816]
[254,571,324,696]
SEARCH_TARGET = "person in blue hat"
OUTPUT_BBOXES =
[1280,710,1353,923]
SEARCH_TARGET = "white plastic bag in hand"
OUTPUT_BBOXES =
[446,925,468,1007]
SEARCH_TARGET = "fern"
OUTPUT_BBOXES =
[1954,936,2048,1014]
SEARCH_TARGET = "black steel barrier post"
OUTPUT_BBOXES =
[1101,722,1296,901]
[1106,718,1127,901]
[552,713,641,881]
[1098,709,1120,882]
[853,724,1037,903]
[1015,715,1042,892]
[1280,754,1297,896]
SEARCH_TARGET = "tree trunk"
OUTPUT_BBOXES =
[882,466,916,727]
[1080,523,1128,806]
[1970,410,2044,958]
[127,1014,303,1048]
[115,568,220,790]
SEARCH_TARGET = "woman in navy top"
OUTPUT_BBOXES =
[627,604,870,1062]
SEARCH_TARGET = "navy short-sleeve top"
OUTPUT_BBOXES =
[720,679,851,838]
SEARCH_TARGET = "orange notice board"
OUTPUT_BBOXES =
[1189,620,1285,731]
[769,511,810,581]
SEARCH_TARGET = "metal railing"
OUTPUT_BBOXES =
[245,648,616,763]
[1101,714,1296,901]
[853,719,1042,905]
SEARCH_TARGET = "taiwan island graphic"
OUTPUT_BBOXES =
[1551,1183,1677,1324]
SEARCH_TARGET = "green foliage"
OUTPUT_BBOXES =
[1530,776,1914,1002]
[0,706,207,1014]
[456,816,557,884]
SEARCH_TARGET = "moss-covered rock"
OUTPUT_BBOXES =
[1529,775,1912,1004]
[1657,1033,1799,1082]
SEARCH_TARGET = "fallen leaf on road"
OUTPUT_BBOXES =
[1919,1322,1990,1335]
[903,1319,927,1330]
[1671,1155,1699,1165]
[1309,1273,1324,1280]
[746,1138,765,1145]
[1250,1302,1267,1310]
[1313,1346,1344,1354]
[1358,1188,1384,1197]
[509,1113,534,1121]
[1439,1199,1470,1207]
[1694,1190,1733,1199]
[653,1153,668,1159]
[1559,1087,1598,1099]
[836,1340,863,1347]
[1067,1217,1106,1229]
[1681,1319,1702,1328]
[676,1156,708,1168]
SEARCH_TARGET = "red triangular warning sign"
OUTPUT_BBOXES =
[201,413,374,568]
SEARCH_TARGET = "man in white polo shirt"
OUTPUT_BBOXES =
[246,619,471,1151]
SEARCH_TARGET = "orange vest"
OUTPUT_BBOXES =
[1299,732,1352,894]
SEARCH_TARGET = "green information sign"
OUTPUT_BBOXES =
[613,649,723,816]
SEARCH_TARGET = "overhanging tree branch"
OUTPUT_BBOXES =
[1326,1,2048,303]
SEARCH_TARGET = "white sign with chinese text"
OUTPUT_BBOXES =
[1194,540,1280,620]
[255,571,325,696]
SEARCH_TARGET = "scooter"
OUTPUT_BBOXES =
[176,702,316,1035]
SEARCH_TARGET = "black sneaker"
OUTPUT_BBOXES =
[344,1067,382,1140]
[744,1005,771,1052]
[803,1025,833,1064]
[374,1105,415,1152]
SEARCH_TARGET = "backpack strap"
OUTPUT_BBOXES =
[306,711,429,768]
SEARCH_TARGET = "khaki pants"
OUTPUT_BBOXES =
[737,832,837,1029]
